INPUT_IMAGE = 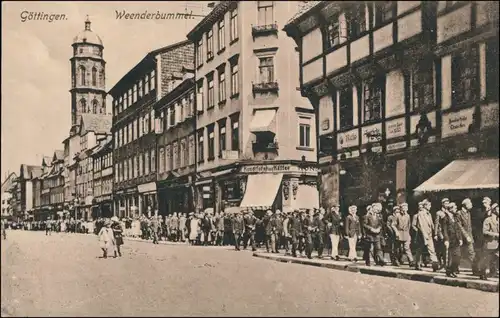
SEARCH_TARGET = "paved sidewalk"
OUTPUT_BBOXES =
[253,252,499,293]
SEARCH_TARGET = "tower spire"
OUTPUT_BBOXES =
[85,15,91,31]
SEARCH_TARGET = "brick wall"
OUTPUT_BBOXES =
[159,43,194,99]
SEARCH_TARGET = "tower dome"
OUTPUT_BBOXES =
[73,16,103,46]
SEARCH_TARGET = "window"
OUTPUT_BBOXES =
[257,1,274,26]
[99,70,104,87]
[120,128,124,146]
[128,88,133,107]
[165,145,171,171]
[412,59,434,111]
[231,117,239,151]
[151,149,156,172]
[230,7,238,42]
[374,1,394,27]
[197,80,204,111]
[91,99,98,114]
[138,80,143,99]
[128,158,133,180]
[188,135,195,165]
[92,67,97,86]
[144,113,150,133]
[486,38,499,102]
[145,152,150,174]
[230,61,239,96]
[207,74,215,108]
[150,109,155,131]
[132,84,137,104]
[196,39,203,67]
[79,98,87,113]
[159,147,165,173]
[145,75,150,95]
[218,68,226,102]
[218,19,225,51]
[169,106,175,127]
[129,123,133,142]
[452,46,479,105]
[339,86,353,130]
[198,130,205,162]
[119,96,123,112]
[133,155,138,178]
[299,123,311,148]
[133,119,138,140]
[150,70,156,91]
[172,142,178,169]
[348,4,366,39]
[207,125,215,160]
[79,66,86,86]
[259,57,274,83]
[363,77,383,122]
[139,117,144,138]
[219,122,226,157]
[324,18,340,49]
[124,160,128,180]
[207,29,214,60]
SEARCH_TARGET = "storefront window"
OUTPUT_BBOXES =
[222,179,241,201]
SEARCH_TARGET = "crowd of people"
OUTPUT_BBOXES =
[3,195,498,280]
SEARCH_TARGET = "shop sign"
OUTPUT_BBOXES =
[361,123,383,144]
[481,103,499,129]
[138,182,156,193]
[337,129,359,150]
[318,155,333,164]
[241,164,291,174]
[441,108,475,138]
[385,118,406,139]
[387,141,407,151]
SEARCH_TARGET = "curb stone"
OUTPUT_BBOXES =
[253,252,499,293]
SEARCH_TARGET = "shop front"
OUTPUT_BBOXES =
[202,163,319,216]
[94,194,113,219]
[157,175,194,216]
[138,182,157,217]
[114,187,141,218]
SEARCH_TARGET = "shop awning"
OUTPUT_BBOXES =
[249,109,277,133]
[414,158,499,192]
[294,184,319,210]
[240,173,283,209]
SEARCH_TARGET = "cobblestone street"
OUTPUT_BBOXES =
[1,230,499,317]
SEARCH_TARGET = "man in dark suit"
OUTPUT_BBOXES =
[232,211,245,251]
[243,210,257,251]
[302,210,314,259]
[325,204,343,260]
[443,202,463,277]
[363,204,385,266]
[262,210,274,253]
[274,210,284,252]
[313,209,327,258]
[289,210,302,257]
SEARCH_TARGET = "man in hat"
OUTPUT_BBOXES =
[363,204,385,266]
[325,204,343,260]
[434,198,450,269]
[215,212,225,246]
[473,197,494,275]
[345,205,361,261]
[442,202,463,277]
[232,211,245,251]
[394,203,414,267]
[479,203,499,280]
[457,198,477,274]
[243,210,258,251]
[151,215,160,244]
[302,209,314,259]
[386,205,400,266]
[274,209,284,252]
[312,208,327,258]
[289,210,303,257]
[413,200,439,271]
[281,209,292,254]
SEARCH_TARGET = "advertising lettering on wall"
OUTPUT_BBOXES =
[385,118,406,139]
[361,123,382,144]
[337,129,359,150]
[441,107,475,139]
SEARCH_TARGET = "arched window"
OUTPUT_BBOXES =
[92,99,99,113]
[79,66,86,86]
[92,67,97,86]
[99,70,105,87]
[79,98,87,113]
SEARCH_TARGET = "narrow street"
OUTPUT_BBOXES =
[1,231,498,317]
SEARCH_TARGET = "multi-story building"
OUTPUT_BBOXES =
[15,164,41,220]
[39,156,52,218]
[91,136,113,218]
[285,1,499,209]
[63,17,109,218]
[1,172,17,218]
[109,40,194,218]
[187,1,318,214]
[155,68,196,215]
[74,114,112,220]
[46,151,65,219]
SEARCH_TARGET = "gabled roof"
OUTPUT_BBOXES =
[30,167,43,180]
[79,114,112,135]
[1,172,17,193]
[285,1,322,27]
[53,150,64,162]
[91,137,113,157]
[20,164,42,180]
[108,40,191,96]
[42,156,52,167]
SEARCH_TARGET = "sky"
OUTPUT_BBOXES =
[1,1,208,181]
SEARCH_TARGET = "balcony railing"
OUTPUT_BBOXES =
[251,23,278,38]
[252,141,279,153]
[252,81,279,94]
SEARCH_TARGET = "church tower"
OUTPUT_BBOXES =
[70,16,106,132]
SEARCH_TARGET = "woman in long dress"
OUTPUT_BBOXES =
[98,220,116,259]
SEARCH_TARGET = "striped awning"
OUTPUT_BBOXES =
[414,158,499,192]
[240,173,283,209]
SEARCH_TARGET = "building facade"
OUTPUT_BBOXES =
[155,70,196,215]
[285,1,499,210]
[1,172,17,219]
[187,1,319,214]
[91,136,113,218]
[110,41,194,218]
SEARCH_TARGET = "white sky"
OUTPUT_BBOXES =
[1,1,209,179]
